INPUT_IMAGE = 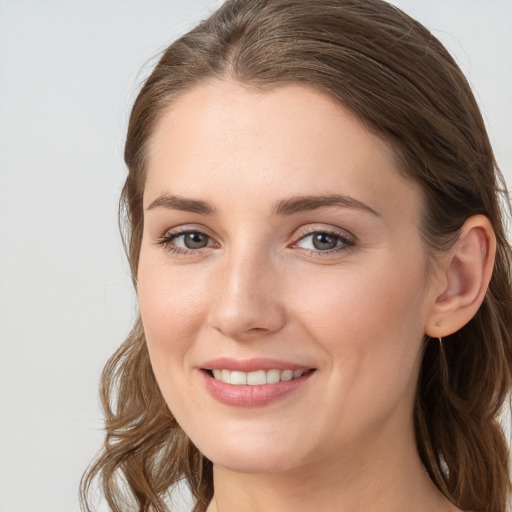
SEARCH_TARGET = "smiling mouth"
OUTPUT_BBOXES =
[205,368,314,385]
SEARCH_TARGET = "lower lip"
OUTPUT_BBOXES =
[201,370,315,407]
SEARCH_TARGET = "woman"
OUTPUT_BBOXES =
[81,1,512,511]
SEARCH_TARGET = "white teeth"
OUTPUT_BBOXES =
[266,369,281,384]
[280,369,293,381]
[247,370,266,385]
[230,371,247,385]
[210,368,308,385]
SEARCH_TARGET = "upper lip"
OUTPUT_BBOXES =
[201,357,314,373]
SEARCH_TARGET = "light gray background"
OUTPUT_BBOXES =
[0,1,511,511]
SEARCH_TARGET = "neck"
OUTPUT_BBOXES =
[206,418,460,512]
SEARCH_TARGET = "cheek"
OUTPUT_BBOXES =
[288,256,428,389]
[137,255,209,372]
[293,255,426,333]
[285,260,428,444]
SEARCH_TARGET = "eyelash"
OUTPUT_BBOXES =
[156,227,356,258]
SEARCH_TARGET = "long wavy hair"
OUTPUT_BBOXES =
[80,1,512,511]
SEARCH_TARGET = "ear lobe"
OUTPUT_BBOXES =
[425,215,496,338]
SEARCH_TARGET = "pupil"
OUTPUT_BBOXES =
[185,233,207,249]
[312,233,337,250]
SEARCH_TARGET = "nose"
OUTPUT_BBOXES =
[207,249,286,341]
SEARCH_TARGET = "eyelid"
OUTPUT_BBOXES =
[293,224,355,242]
[156,224,356,256]
[290,226,356,254]
[156,225,219,254]
[158,224,216,241]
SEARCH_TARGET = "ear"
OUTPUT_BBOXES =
[425,215,496,338]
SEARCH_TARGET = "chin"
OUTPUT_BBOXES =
[193,432,309,475]
[208,449,301,475]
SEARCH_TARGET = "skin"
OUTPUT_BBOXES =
[137,79,490,512]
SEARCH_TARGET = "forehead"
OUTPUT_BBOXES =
[144,79,422,224]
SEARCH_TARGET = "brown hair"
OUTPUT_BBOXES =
[81,1,512,511]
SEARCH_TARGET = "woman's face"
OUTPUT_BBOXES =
[138,80,439,474]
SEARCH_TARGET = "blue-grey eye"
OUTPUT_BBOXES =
[296,231,345,251]
[311,233,338,250]
[178,232,210,249]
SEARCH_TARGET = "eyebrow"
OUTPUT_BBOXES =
[146,193,380,217]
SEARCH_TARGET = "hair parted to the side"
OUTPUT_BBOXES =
[80,1,512,511]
